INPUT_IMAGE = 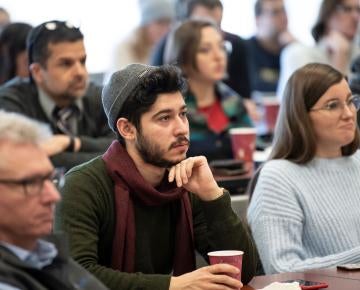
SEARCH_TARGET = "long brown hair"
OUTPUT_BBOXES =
[271,63,360,163]
[168,19,221,72]
[248,63,360,198]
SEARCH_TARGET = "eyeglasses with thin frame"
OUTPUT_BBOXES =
[0,168,65,196]
[310,94,360,113]
[336,4,360,14]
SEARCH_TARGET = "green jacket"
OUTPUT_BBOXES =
[55,157,258,290]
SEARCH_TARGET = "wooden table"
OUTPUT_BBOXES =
[306,267,360,280]
[242,268,360,289]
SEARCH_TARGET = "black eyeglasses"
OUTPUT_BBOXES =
[310,95,360,113]
[0,168,65,196]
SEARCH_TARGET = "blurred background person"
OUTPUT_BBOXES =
[0,7,10,33]
[246,0,294,95]
[152,0,260,122]
[248,63,360,274]
[0,22,32,84]
[349,55,360,126]
[104,0,175,83]
[169,19,252,161]
[0,20,114,171]
[277,0,360,99]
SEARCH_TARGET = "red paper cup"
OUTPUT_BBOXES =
[263,97,280,132]
[208,250,244,280]
[229,128,256,162]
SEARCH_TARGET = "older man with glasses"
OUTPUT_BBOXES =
[0,110,108,290]
[0,20,114,171]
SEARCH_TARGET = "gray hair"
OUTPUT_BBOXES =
[0,110,52,145]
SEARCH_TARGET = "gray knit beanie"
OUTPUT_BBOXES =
[138,0,175,26]
[102,63,157,132]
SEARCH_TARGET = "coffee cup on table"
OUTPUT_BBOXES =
[208,250,244,280]
[229,128,257,162]
[262,97,280,133]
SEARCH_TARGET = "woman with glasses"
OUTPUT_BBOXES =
[247,63,360,274]
[277,0,360,98]
[169,19,253,161]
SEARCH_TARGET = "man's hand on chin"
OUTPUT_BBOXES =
[168,156,224,201]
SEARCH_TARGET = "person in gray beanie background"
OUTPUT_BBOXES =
[103,0,175,83]
[56,63,258,290]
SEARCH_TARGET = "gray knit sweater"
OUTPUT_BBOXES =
[247,150,360,274]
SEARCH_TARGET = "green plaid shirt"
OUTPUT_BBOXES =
[186,82,253,160]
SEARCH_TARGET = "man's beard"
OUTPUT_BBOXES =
[50,78,88,103]
[135,132,189,168]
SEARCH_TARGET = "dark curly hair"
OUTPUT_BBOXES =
[116,65,187,142]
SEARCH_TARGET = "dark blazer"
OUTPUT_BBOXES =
[0,235,108,290]
[0,77,115,170]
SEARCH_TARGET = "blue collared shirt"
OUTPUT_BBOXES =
[0,239,58,289]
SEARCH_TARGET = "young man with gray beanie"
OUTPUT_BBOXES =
[56,64,258,290]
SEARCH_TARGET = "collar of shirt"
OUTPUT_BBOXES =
[38,87,83,121]
[0,239,58,269]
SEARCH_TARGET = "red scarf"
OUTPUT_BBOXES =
[102,141,196,275]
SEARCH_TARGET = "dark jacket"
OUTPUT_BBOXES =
[0,77,115,170]
[245,36,281,93]
[0,235,108,290]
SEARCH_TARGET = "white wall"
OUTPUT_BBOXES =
[2,0,322,73]
[221,0,322,44]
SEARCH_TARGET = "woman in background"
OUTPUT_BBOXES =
[248,63,360,274]
[0,22,32,84]
[104,0,174,83]
[170,19,252,160]
[277,0,360,98]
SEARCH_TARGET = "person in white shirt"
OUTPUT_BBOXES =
[277,0,360,99]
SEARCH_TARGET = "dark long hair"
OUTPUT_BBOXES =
[0,22,32,84]
[115,65,187,143]
[311,0,342,42]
